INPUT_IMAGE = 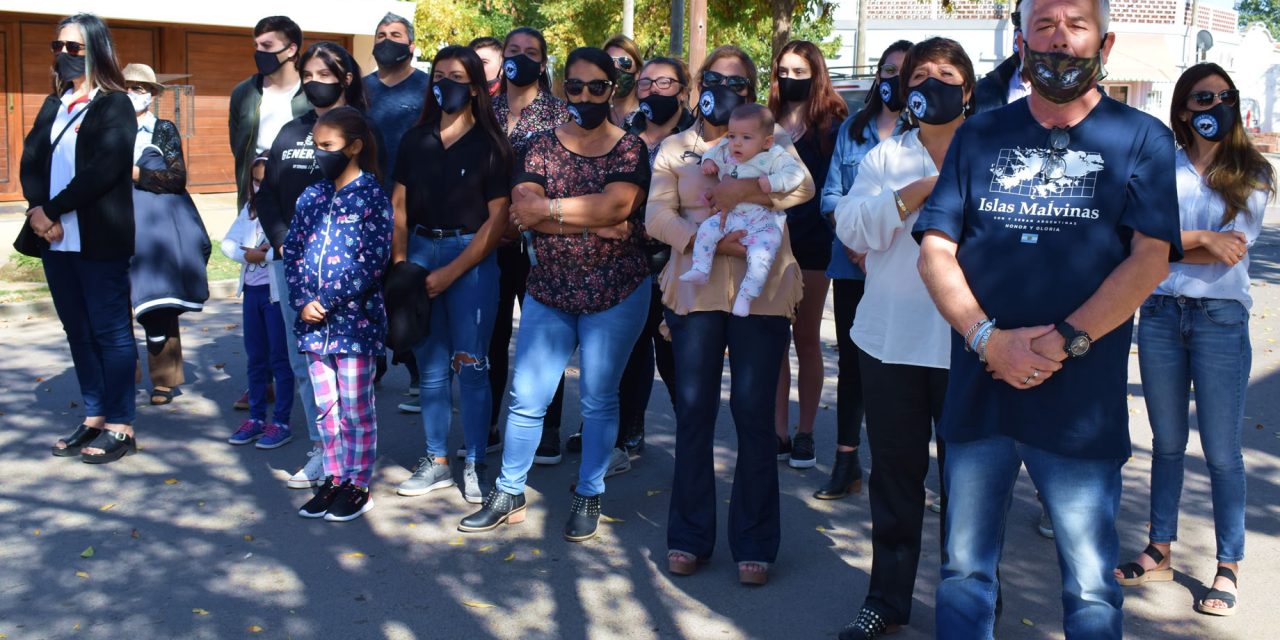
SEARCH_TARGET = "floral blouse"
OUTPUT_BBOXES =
[516,130,651,314]
[493,90,570,156]
[283,171,392,356]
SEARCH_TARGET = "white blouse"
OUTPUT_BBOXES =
[835,129,950,369]
[47,88,99,253]
[1152,148,1270,309]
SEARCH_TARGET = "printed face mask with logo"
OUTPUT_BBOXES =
[879,78,905,112]
[699,86,745,127]
[639,93,681,125]
[434,78,472,114]
[1189,102,1235,142]
[503,54,542,88]
[1021,40,1106,105]
[568,100,611,130]
[906,77,966,125]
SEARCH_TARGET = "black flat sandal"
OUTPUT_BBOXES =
[52,424,103,457]
[81,429,137,465]
[1195,566,1239,617]
[1116,543,1173,586]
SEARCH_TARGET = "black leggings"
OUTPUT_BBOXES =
[832,279,865,448]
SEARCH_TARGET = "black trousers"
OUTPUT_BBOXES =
[489,241,564,431]
[858,347,947,625]
[832,279,865,449]
[617,279,675,438]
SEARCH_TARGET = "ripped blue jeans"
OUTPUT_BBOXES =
[408,231,499,462]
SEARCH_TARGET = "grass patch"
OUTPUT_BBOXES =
[206,249,241,281]
[0,252,47,283]
[0,285,50,303]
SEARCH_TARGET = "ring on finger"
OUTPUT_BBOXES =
[1031,368,1040,379]
[1022,374,1033,385]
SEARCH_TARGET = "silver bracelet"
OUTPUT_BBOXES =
[963,319,989,352]
[976,326,995,363]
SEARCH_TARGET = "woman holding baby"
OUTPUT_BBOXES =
[646,44,815,587]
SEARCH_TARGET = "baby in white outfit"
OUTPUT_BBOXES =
[680,103,807,316]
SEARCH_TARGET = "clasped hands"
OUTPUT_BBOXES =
[26,206,63,243]
[983,324,1068,390]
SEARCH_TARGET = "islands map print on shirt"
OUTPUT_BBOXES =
[979,143,1106,243]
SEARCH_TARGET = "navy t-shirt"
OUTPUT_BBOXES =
[912,96,1181,459]
[364,69,430,188]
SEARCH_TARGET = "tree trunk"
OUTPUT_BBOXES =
[772,0,797,63]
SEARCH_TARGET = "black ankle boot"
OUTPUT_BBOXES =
[458,489,527,532]
[814,450,863,500]
[564,492,601,542]
[620,415,645,454]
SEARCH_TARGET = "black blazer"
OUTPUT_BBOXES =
[16,90,136,261]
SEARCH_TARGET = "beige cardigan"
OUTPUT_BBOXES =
[646,124,815,319]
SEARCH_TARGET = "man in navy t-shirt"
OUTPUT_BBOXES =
[363,12,429,191]
[914,0,1181,637]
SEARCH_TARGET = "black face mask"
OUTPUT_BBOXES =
[567,100,611,130]
[254,48,288,76]
[373,39,412,68]
[304,81,343,108]
[55,53,85,83]
[698,86,745,127]
[906,77,966,125]
[315,147,352,181]
[433,78,472,114]
[878,78,905,112]
[1189,102,1235,142]
[639,93,681,125]
[503,54,542,88]
[615,71,636,98]
[778,77,812,102]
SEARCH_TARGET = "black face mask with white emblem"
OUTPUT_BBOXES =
[906,77,966,125]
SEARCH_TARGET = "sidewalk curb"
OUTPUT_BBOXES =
[0,279,240,320]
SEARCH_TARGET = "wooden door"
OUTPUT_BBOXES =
[0,23,14,199]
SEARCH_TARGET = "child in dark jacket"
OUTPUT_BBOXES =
[283,106,392,522]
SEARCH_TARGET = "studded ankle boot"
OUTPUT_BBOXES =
[563,492,601,542]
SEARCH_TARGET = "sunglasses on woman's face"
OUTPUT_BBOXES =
[702,70,751,94]
[612,55,634,72]
[51,40,85,56]
[1190,89,1238,108]
[564,79,613,97]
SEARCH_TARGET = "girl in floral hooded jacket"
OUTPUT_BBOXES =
[283,106,392,523]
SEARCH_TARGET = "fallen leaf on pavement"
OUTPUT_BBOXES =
[646,490,663,497]
[448,537,465,546]
[130,529,140,539]
[600,515,624,524]
[1021,618,1034,626]
[248,625,263,633]
[164,478,179,485]
[532,548,542,556]
[243,534,253,542]
[75,571,89,579]
[192,608,210,616]
[341,552,366,558]
[80,546,94,558]
[504,552,516,561]
[35,377,43,382]
[33,529,41,536]
[213,363,226,370]
[462,601,494,609]
[478,545,493,553]
[99,503,115,511]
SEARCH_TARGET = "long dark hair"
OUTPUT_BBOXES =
[1171,63,1276,225]
[298,41,368,111]
[767,40,848,156]
[52,14,126,95]
[900,37,976,130]
[316,106,381,183]
[418,45,514,176]
[848,40,913,144]
[502,26,552,94]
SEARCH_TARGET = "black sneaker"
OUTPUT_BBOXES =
[789,432,816,469]
[299,477,344,519]
[534,428,562,465]
[776,435,792,461]
[324,483,374,522]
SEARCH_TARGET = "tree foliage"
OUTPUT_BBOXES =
[1236,0,1280,40]
[412,0,840,81]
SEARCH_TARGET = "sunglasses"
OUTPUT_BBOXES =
[563,79,613,97]
[702,70,751,93]
[51,40,85,56]
[1190,89,1238,108]
[1041,127,1071,182]
[612,55,634,72]
[637,77,681,92]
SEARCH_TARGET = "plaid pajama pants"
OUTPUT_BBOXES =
[307,353,378,487]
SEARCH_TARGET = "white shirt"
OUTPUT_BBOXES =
[221,204,277,300]
[835,129,950,369]
[1006,70,1030,104]
[255,81,300,155]
[133,111,156,162]
[1152,148,1269,308]
[47,87,99,253]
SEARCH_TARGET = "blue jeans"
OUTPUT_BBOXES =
[1138,295,1249,562]
[664,310,790,564]
[496,277,651,497]
[243,284,294,425]
[407,233,499,462]
[42,250,137,424]
[272,259,319,441]
[938,435,1124,639]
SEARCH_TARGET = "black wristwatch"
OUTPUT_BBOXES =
[1056,322,1092,359]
